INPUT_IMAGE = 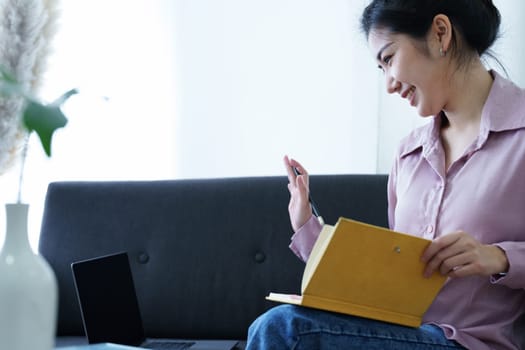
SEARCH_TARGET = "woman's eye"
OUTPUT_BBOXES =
[383,55,392,65]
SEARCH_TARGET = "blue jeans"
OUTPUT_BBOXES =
[247,305,466,349]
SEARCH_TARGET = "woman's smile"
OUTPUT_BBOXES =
[401,86,416,106]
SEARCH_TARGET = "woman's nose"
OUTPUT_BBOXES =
[386,75,400,94]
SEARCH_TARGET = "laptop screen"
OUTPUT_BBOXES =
[71,252,145,346]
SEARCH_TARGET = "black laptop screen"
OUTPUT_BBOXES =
[71,252,145,346]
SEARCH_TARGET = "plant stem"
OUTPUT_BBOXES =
[16,134,29,204]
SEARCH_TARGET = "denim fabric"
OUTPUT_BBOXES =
[247,305,465,350]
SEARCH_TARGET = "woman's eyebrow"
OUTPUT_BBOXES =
[376,42,394,61]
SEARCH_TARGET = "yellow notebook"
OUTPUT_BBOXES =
[267,217,447,327]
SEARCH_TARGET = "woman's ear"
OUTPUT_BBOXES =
[431,14,452,55]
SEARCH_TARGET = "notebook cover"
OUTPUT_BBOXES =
[267,218,447,327]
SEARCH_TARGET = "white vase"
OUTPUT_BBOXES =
[0,203,58,350]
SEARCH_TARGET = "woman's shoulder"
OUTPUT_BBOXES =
[490,70,525,107]
[482,70,525,132]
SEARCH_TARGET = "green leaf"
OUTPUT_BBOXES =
[0,65,77,157]
[52,88,79,106]
[23,100,68,157]
[0,66,27,97]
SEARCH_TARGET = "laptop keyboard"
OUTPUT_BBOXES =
[143,340,196,349]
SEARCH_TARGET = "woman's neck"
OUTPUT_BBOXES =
[441,61,494,132]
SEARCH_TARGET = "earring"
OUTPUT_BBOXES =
[439,47,447,57]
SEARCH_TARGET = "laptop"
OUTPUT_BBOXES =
[71,252,238,350]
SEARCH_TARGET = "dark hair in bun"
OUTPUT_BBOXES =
[361,0,501,59]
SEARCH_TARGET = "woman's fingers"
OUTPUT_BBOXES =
[284,155,297,186]
[422,232,509,278]
[284,155,310,188]
[422,233,464,277]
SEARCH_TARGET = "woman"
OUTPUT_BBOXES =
[246,1,525,349]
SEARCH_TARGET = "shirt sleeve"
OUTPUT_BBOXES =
[289,215,323,262]
[491,242,525,289]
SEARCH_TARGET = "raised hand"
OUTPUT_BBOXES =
[284,155,313,232]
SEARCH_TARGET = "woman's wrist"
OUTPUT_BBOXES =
[491,245,509,275]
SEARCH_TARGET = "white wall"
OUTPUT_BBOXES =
[493,0,525,87]
[171,0,378,178]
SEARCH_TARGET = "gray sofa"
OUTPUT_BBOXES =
[38,175,389,348]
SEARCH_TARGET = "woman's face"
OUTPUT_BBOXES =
[368,28,449,117]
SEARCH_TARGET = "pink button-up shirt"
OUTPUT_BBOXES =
[290,71,525,350]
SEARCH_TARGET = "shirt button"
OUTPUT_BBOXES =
[426,225,434,234]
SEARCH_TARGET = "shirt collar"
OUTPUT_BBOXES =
[398,70,525,159]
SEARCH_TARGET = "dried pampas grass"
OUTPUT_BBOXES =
[0,0,60,175]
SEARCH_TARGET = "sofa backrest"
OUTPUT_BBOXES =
[38,175,389,340]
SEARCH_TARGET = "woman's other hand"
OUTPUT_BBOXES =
[421,231,509,278]
[284,155,312,232]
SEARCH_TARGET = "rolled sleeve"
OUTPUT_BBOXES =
[289,215,323,262]
[491,242,525,289]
